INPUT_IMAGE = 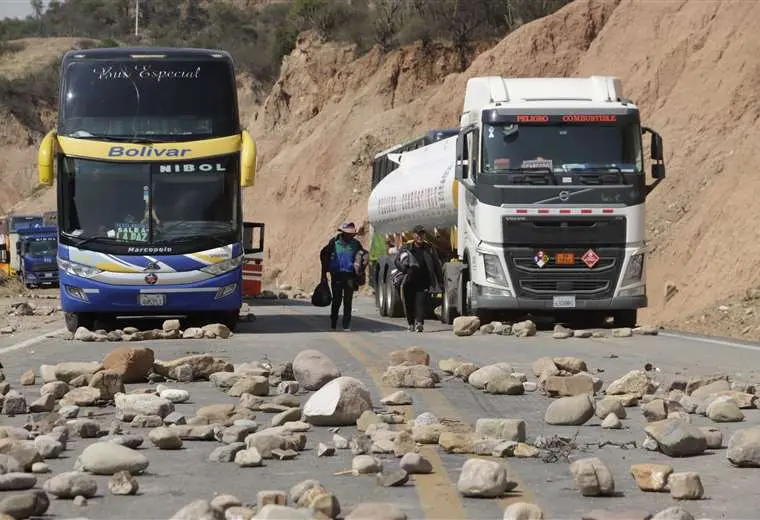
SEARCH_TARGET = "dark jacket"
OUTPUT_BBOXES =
[320,234,363,276]
[394,240,444,292]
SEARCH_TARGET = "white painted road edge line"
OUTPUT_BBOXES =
[0,327,67,355]
[660,331,760,352]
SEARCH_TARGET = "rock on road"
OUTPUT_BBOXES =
[1,295,760,519]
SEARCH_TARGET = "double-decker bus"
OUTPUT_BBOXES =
[37,47,264,333]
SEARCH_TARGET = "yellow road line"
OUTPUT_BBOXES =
[348,333,538,512]
[278,306,539,515]
[328,331,469,520]
[280,308,469,520]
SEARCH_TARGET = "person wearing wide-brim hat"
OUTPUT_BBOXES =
[319,222,366,331]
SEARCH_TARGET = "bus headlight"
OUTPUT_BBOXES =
[622,253,644,285]
[482,253,508,287]
[57,258,102,279]
[200,255,243,276]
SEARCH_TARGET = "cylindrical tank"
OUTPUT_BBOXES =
[367,135,458,237]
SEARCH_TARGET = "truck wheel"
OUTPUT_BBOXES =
[441,283,458,325]
[377,276,388,317]
[614,309,637,329]
[386,280,403,318]
[64,312,96,333]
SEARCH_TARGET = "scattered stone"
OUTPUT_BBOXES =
[503,502,545,520]
[453,316,480,336]
[346,502,407,520]
[276,381,299,395]
[43,471,97,499]
[19,370,35,386]
[0,473,36,491]
[570,457,615,496]
[76,442,150,475]
[389,346,430,366]
[60,387,101,407]
[160,389,191,404]
[644,419,707,457]
[544,393,595,425]
[642,399,668,422]
[154,354,233,381]
[29,394,55,413]
[258,490,287,509]
[291,350,341,391]
[333,434,349,449]
[40,381,69,399]
[595,397,627,419]
[611,327,633,337]
[109,470,139,495]
[2,391,27,415]
[513,320,537,337]
[34,435,63,459]
[54,362,103,384]
[727,426,760,466]
[668,472,703,500]
[630,463,673,492]
[229,377,269,397]
[456,458,508,498]
[698,426,722,449]
[381,390,413,406]
[115,393,174,421]
[131,415,164,428]
[468,363,513,389]
[382,365,436,388]
[302,376,372,426]
[650,507,695,520]
[352,455,382,474]
[606,370,654,397]
[376,469,409,487]
[317,442,335,457]
[88,369,125,400]
[706,400,744,422]
[211,494,241,512]
[475,418,525,442]
[544,374,595,397]
[210,443,246,463]
[149,426,183,449]
[235,447,264,467]
[0,490,49,519]
[399,453,432,474]
[601,413,622,429]
[272,448,297,460]
[170,499,224,520]
[31,462,50,474]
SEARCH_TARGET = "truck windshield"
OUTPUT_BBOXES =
[59,59,237,140]
[59,156,238,246]
[26,239,57,256]
[482,122,642,174]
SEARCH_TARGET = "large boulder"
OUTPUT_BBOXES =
[102,347,155,383]
[292,350,341,391]
[302,377,372,426]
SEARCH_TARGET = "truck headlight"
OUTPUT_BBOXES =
[200,255,243,276]
[482,253,508,286]
[57,258,102,279]
[622,252,644,285]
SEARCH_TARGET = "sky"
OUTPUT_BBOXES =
[0,0,54,20]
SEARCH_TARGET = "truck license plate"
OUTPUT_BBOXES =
[139,294,166,306]
[553,295,576,308]
[555,252,575,265]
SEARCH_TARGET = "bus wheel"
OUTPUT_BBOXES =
[64,312,96,333]
[218,311,239,332]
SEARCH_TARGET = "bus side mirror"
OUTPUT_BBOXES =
[240,130,257,188]
[38,130,57,187]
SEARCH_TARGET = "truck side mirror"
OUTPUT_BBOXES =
[650,132,663,161]
[240,130,257,188]
[642,127,666,195]
[38,130,57,187]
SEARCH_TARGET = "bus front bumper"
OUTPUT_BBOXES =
[59,270,242,315]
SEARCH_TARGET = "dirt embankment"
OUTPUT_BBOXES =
[4,0,760,340]
[243,0,760,338]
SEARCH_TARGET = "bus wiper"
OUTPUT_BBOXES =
[66,235,121,248]
[160,235,229,247]
[492,167,554,174]
[66,134,174,143]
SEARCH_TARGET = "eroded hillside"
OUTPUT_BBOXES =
[4,0,760,339]
[243,0,760,336]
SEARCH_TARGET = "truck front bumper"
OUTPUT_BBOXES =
[471,284,647,312]
[25,270,59,285]
[59,270,242,315]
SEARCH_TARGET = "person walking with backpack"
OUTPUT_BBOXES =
[394,225,444,332]
[320,222,365,331]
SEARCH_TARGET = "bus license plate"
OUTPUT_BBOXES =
[553,295,576,308]
[139,294,166,306]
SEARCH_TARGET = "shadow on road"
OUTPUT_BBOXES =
[234,313,408,334]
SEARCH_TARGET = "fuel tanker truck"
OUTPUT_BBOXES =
[367,75,666,327]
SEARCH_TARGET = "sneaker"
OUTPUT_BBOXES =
[343,328,351,332]
[415,322,424,333]
[407,324,415,332]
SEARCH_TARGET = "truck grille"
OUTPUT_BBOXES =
[32,263,58,273]
[506,247,623,300]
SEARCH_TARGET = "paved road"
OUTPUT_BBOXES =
[2,296,760,519]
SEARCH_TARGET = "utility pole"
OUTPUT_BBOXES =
[134,0,139,37]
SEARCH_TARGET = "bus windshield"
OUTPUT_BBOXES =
[59,156,239,246]
[59,59,238,140]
